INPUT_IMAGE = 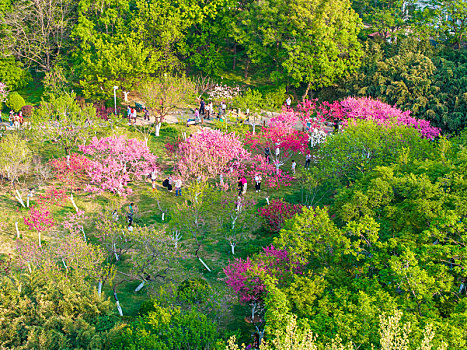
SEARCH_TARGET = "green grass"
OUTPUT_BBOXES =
[0,119,328,343]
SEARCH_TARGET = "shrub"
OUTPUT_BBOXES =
[6,92,25,112]
[177,278,212,304]
[21,105,33,117]
[258,199,303,233]
[262,85,287,110]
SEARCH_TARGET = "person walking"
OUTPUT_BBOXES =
[144,107,150,121]
[237,177,243,197]
[174,178,182,196]
[254,173,262,192]
[221,101,226,114]
[291,160,297,175]
[241,176,247,195]
[305,152,311,170]
[264,147,270,163]
[199,98,205,116]
[205,102,210,119]
[127,106,131,123]
[131,108,137,125]
[286,96,292,110]
[208,101,213,119]
[150,169,157,189]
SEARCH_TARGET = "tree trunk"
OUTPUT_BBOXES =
[38,231,42,247]
[116,300,123,316]
[98,281,103,297]
[244,59,250,79]
[161,212,165,221]
[15,190,25,207]
[302,81,312,102]
[15,222,20,238]
[69,194,79,213]
[198,257,212,272]
[230,242,236,255]
[155,122,162,137]
[135,280,146,292]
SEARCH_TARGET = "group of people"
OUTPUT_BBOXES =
[1,110,24,128]
[126,105,150,125]
[194,99,228,121]
[161,175,183,196]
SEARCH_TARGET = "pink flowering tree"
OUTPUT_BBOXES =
[245,126,308,172]
[258,199,303,233]
[224,245,302,337]
[23,206,54,247]
[177,128,251,185]
[339,97,440,139]
[49,153,92,211]
[79,136,159,196]
[62,210,88,241]
[298,97,440,139]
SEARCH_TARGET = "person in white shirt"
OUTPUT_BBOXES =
[174,178,182,196]
[291,160,297,174]
[286,97,292,110]
[254,174,262,192]
[305,153,311,169]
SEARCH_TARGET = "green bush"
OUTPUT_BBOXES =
[6,91,25,112]
[0,57,31,91]
[262,85,287,110]
[114,302,221,350]
[177,278,212,304]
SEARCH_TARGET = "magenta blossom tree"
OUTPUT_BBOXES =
[339,97,440,139]
[297,97,440,139]
[258,199,303,233]
[177,128,251,183]
[245,126,308,172]
[23,206,54,247]
[79,136,159,196]
[224,245,302,334]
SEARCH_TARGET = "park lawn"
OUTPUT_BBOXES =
[0,119,319,343]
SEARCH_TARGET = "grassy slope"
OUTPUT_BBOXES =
[0,117,327,342]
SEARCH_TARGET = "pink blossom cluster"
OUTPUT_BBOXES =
[224,245,300,303]
[79,136,159,196]
[23,206,54,233]
[245,154,293,189]
[340,97,440,139]
[268,109,301,131]
[177,128,251,182]
[62,210,87,234]
[295,97,440,139]
[258,199,303,232]
[49,153,91,191]
[37,187,67,207]
[245,127,309,158]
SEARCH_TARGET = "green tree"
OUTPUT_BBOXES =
[0,270,120,349]
[6,91,25,112]
[231,0,363,97]
[30,92,98,155]
[140,74,196,136]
